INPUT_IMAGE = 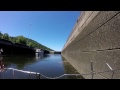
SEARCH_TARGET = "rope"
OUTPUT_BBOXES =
[2,61,120,79]
[3,67,120,79]
[4,68,85,79]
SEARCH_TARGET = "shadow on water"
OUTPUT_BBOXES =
[2,55,39,69]
[1,54,56,71]
[62,56,85,79]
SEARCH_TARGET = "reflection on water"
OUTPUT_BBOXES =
[0,54,84,79]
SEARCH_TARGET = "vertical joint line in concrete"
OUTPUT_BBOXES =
[91,61,94,79]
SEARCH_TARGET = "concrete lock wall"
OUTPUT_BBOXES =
[62,11,120,79]
[0,39,35,55]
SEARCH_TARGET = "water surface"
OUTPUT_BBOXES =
[0,54,84,79]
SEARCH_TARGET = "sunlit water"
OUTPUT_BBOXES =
[0,54,84,79]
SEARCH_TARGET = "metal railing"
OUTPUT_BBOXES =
[0,61,120,79]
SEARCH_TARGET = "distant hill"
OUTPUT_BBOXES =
[0,32,54,51]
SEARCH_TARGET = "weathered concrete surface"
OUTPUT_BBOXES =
[62,11,120,79]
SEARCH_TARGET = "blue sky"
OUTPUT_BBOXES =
[0,11,80,51]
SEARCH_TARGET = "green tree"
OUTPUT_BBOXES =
[16,36,27,45]
[0,31,3,39]
[0,31,53,51]
[2,33,10,40]
[28,42,34,47]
